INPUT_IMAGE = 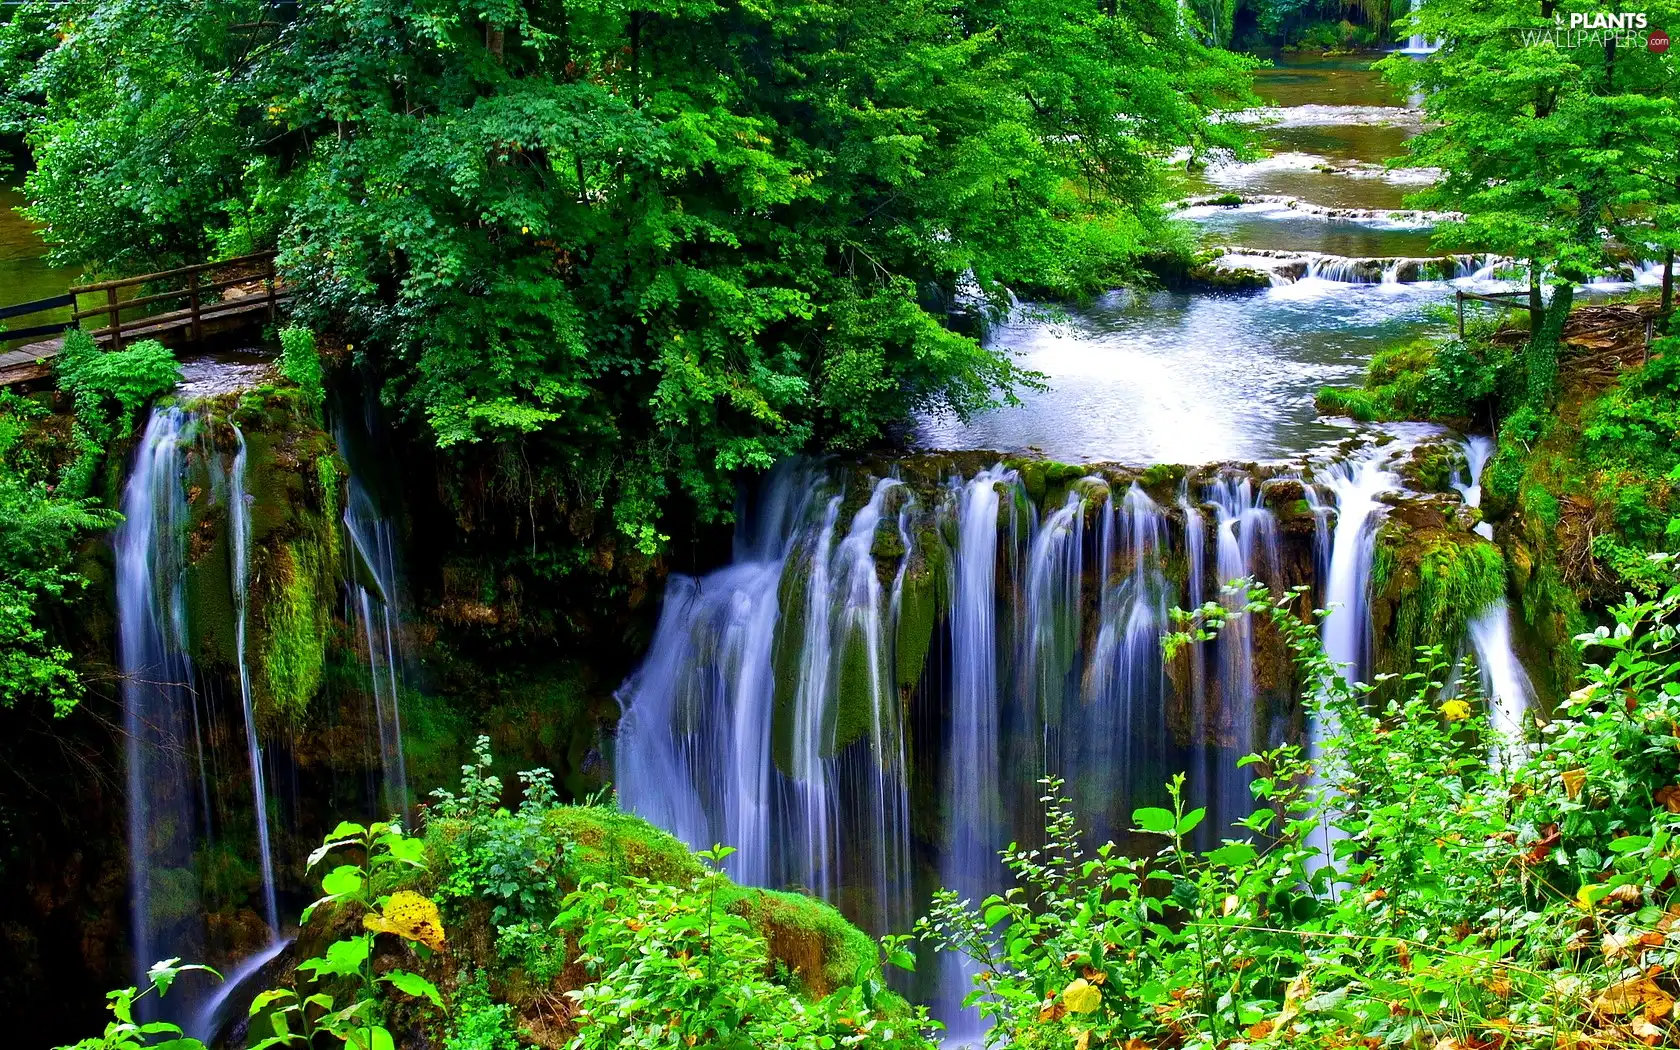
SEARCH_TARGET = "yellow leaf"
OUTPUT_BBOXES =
[1441,699,1472,722]
[1062,978,1102,1015]
[1222,894,1240,917]
[363,890,446,950]
[1074,1028,1091,1050]
[1576,883,1605,910]
[1562,767,1587,799]
[1592,976,1674,1021]
[1276,973,1310,1027]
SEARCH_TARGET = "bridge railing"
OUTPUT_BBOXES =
[0,250,284,351]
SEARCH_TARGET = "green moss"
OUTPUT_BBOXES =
[1139,463,1184,488]
[548,807,703,887]
[1374,526,1507,671]
[828,630,881,757]
[770,547,812,777]
[895,531,943,700]
[718,886,882,998]
[257,539,329,719]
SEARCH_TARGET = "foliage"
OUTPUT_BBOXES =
[926,579,1680,1050]
[279,326,325,411]
[0,389,114,713]
[560,844,935,1050]
[55,330,181,444]
[0,0,1254,558]
[1380,0,1680,408]
[443,971,521,1050]
[51,959,217,1050]
[1314,328,1515,426]
[248,819,440,1050]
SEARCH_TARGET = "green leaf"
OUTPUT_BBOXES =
[297,935,372,981]
[1207,842,1257,867]
[321,864,365,898]
[381,970,443,1007]
[1177,807,1206,835]
[1607,836,1651,853]
[1133,807,1176,834]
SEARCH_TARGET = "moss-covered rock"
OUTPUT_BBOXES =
[1369,512,1507,675]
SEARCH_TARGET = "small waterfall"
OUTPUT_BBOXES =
[1451,435,1496,539]
[1205,476,1278,831]
[344,473,410,819]
[1380,259,1402,285]
[227,426,279,935]
[938,466,1015,1041]
[1312,450,1400,865]
[1467,599,1534,749]
[616,465,915,929]
[116,407,203,1005]
[1319,453,1398,682]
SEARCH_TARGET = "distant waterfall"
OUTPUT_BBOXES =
[344,472,410,819]
[116,407,203,1005]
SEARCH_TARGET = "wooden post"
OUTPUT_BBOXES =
[265,257,277,324]
[188,270,202,343]
[1456,289,1465,339]
[106,286,122,350]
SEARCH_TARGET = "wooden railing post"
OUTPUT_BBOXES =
[188,270,202,343]
[265,256,278,324]
[106,286,122,350]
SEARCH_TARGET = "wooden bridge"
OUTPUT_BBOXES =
[0,251,290,385]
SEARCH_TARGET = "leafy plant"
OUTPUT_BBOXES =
[55,330,180,444]
[926,579,1680,1050]
[559,844,936,1050]
[52,959,218,1050]
[247,820,442,1050]
[278,326,325,411]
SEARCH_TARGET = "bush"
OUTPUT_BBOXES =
[924,579,1680,1050]
[279,326,324,410]
[55,330,180,442]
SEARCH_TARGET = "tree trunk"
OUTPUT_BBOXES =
[1663,248,1674,325]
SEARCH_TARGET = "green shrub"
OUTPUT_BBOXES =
[927,579,1680,1050]
[55,330,181,441]
[279,326,325,409]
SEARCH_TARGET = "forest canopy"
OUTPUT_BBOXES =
[0,0,1255,551]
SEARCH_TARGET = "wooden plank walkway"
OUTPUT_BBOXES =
[0,252,290,386]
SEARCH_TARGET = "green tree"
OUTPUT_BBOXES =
[1,0,1252,556]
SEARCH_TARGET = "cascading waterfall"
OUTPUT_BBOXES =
[344,473,411,819]
[938,467,1015,1040]
[1311,449,1400,863]
[1466,600,1534,751]
[1204,476,1279,834]
[117,407,204,1008]
[616,448,1544,1028]
[1452,435,1496,539]
[228,426,279,933]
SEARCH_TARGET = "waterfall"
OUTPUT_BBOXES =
[938,466,1015,1041]
[1467,600,1534,750]
[1310,450,1400,865]
[616,464,914,924]
[1205,476,1279,832]
[1452,435,1496,539]
[1319,453,1399,683]
[116,407,203,1004]
[344,472,410,819]
[227,426,279,935]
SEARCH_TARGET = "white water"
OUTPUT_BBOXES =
[228,426,280,936]
[344,474,411,819]
[938,466,1014,1040]
[116,407,202,1007]
[1452,435,1496,539]
[1467,599,1534,751]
